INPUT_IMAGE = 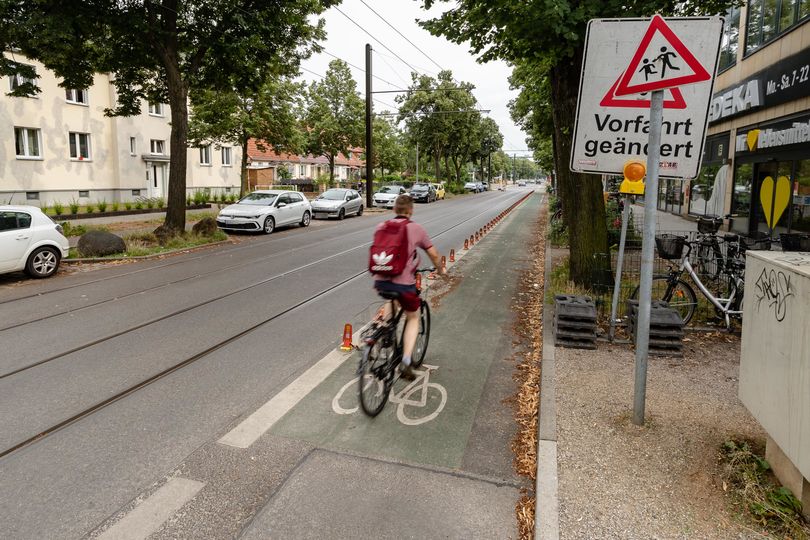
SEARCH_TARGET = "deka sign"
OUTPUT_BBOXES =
[708,80,761,123]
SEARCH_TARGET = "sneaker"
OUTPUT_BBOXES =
[399,363,417,381]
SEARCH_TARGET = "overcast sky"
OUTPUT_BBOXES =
[298,0,533,157]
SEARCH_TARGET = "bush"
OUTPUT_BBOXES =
[52,201,64,215]
[145,198,155,209]
[69,199,80,214]
[193,190,207,205]
[124,202,132,211]
[186,194,193,206]
[134,200,143,210]
[157,198,165,208]
[226,193,237,203]
[61,222,86,237]
[111,202,119,212]
[97,199,108,212]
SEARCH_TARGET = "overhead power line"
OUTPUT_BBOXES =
[300,66,398,111]
[333,6,420,75]
[321,50,406,91]
[357,0,445,73]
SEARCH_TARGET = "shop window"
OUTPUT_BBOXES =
[690,134,729,216]
[746,0,810,54]
[731,163,753,232]
[792,160,810,232]
[750,161,793,234]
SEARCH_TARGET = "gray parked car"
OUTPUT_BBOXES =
[311,188,364,220]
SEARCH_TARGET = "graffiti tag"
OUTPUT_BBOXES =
[754,268,793,322]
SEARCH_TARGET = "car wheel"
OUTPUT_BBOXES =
[263,216,275,234]
[300,211,311,227]
[338,208,345,220]
[25,246,60,278]
[357,205,363,216]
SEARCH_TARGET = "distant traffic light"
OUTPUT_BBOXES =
[619,160,646,195]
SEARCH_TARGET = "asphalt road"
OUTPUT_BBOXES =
[0,188,532,539]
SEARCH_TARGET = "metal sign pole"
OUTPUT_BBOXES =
[608,195,631,342]
[633,89,664,426]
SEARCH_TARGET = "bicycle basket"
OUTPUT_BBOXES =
[655,234,687,260]
[741,231,771,252]
[697,216,722,234]
[779,233,810,252]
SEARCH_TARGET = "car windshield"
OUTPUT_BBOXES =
[320,189,347,200]
[411,185,428,192]
[237,193,278,206]
[379,186,401,194]
[465,183,476,187]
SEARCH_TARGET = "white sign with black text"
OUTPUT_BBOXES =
[571,16,723,179]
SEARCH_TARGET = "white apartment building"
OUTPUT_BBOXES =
[1,53,241,207]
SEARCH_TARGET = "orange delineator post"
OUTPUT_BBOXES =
[416,272,422,290]
[470,234,474,245]
[475,232,480,242]
[463,239,469,250]
[340,324,353,351]
[450,249,456,262]
[441,255,446,272]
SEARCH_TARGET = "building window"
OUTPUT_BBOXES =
[221,147,232,166]
[132,189,141,197]
[199,145,211,166]
[14,127,42,159]
[8,63,36,92]
[26,192,39,200]
[79,190,90,198]
[148,102,164,116]
[130,137,137,155]
[718,7,741,71]
[746,0,810,54]
[689,133,730,216]
[150,139,165,155]
[69,132,92,160]
[65,88,89,105]
[300,165,306,176]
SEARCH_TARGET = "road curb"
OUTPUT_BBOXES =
[535,201,559,540]
[62,239,233,264]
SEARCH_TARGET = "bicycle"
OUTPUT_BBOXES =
[358,268,433,417]
[630,234,749,329]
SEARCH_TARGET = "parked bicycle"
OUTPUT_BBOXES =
[631,234,749,329]
[358,268,433,417]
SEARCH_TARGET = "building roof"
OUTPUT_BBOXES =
[247,140,365,167]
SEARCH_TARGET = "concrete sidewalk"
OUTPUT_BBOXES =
[632,203,696,231]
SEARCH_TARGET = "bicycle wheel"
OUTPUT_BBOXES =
[359,341,394,417]
[411,301,431,368]
[694,240,722,280]
[631,277,697,325]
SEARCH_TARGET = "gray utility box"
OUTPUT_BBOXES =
[740,250,810,518]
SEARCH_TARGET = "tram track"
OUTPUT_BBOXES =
[0,192,527,459]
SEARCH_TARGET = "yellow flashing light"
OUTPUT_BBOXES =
[619,159,646,195]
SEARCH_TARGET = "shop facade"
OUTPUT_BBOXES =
[690,2,810,234]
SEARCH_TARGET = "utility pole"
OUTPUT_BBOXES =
[415,140,419,183]
[511,153,516,184]
[364,43,373,208]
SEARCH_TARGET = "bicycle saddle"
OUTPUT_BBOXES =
[378,291,402,300]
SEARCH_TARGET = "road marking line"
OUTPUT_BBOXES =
[219,348,353,448]
[98,478,204,540]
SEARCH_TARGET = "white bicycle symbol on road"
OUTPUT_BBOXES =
[332,364,448,426]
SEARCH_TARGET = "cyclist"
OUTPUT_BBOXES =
[372,194,445,379]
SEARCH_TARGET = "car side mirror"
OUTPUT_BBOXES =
[277,202,287,208]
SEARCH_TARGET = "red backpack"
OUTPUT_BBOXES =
[369,218,410,277]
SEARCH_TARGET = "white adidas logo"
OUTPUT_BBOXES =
[372,251,394,271]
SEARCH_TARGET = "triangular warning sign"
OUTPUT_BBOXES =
[600,76,687,109]
[614,14,712,96]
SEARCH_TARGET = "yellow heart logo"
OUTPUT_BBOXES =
[760,175,791,229]
[746,130,760,151]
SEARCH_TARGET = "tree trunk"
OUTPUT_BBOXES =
[329,155,335,184]
[240,132,249,196]
[163,59,189,234]
[549,49,611,288]
[434,144,440,180]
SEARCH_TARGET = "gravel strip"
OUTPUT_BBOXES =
[556,335,766,539]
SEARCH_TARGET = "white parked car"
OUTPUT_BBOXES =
[0,205,70,278]
[373,185,406,208]
[216,190,311,234]
[311,188,364,219]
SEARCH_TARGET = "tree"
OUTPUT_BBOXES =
[397,70,481,187]
[304,59,365,184]
[472,117,504,182]
[372,115,405,177]
[1,0,333,234]
[420,0,733,285]
[189,76,305,196]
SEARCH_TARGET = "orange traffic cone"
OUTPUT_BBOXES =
[340,324,353,351]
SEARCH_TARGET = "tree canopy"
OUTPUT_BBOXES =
[304,59,365,184]
[1,0,334,232]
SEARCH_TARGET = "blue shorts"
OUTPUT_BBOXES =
[374,281,420,312]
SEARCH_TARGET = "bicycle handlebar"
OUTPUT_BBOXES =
[416,267,436,273]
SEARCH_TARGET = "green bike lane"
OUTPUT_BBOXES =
[237,192,545,537]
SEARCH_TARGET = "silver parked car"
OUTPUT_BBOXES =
[311,188,364,220]
[0,205,70,278]
[216,190,311,234]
